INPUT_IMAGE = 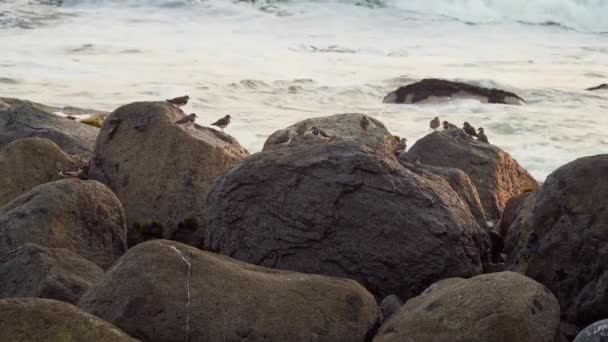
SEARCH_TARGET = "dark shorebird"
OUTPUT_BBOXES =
[430,117,440,131]
[477,127,489,143]
[463,122,478,136]
[211,115,231,132]
[443,121,458,130]
[175,113,198,134]
[360,115,371,133]
[395,137,408,155]
[311,126,332,139]
[274,130,292,145]
[166,95,190,109]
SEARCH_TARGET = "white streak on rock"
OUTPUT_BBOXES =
[170,245,192,342]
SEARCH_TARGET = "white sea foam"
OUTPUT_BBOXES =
[0,0,607,179]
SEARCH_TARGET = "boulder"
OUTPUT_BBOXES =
[505,155,608,337]
[407,130,539,222]
[88,101,249,246]
[380,295,403,322]
[0,97,98,157]
[0,298,137,341]
[263,113,399,157]
[574,319,608,342]
[0,243,103,304]
[78,240,379,342]
[205,140,489,300]
[0,179,127,269]
[497,190,535,239]
[383,78,525,105]
[373,272,561,342]
[0,137,79,207]
[405,161,488,228]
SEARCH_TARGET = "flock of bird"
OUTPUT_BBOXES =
[167,96,231,133]
[166,96,490,153]
[430,116,489,143]
[55,96,492,179]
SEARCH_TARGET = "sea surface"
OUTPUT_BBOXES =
[1,0,607,180]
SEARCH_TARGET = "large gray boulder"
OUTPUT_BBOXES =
[205,140,489,300]
[0,243,103,304]
[0,298,138,341]
[0,179,127,269]
[78,240,379,342]
[263,113,399,157]
[505,154,608,337]
[407,130,539,222]
[0,137,79,207]
[373,272,561,342]
[88,101,249,246]
[0,97,98,157]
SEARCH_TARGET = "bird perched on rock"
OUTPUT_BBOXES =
[360,115,371,133]
[395,138,408,155]
[274,130,292,145]
[56,162,87,179]
[166,95,190,109]
[311,126,332,139]
[430,117,440,131]
[477,127,489,143]
[211,115,231,132]
[174,113,197,134]
[463,122,478,136]
[443,121,458,130]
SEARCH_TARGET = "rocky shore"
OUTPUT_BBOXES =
[0,96,606,341]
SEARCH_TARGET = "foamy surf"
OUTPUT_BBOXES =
[0,0,607,180]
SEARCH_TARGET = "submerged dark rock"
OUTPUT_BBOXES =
[586,83,608,91]
[383,78,525,105]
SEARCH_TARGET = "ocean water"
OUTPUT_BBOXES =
[1,0,607,180]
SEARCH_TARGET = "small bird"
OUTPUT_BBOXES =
[166,95,190,109]
[56,162,86,179]
[174,113,198,134]
[463,122,478,137]
[477,127,489,143]
[311,126,332,138]
[443,121,458,130]
[274,130,292,145]
[360,116,371,133]
[66,115,77,120]
[211,115,231,132]
[430,117,440,131]
[395,138,408,155]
